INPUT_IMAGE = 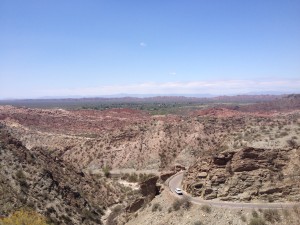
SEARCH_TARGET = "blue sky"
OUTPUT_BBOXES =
[1,0,300,99]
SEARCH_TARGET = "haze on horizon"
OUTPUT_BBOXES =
[1,0,300,99]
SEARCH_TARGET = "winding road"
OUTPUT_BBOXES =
[168,171,300,209]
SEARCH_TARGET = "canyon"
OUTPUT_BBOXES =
[1,95,300,224]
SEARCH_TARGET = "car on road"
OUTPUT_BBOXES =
[175,187,183,195]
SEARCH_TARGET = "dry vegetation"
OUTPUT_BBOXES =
[0,209,49,225]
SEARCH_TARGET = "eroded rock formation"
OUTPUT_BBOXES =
[183,147,300,202]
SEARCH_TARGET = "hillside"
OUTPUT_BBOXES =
[234,94,300,112]
[0,125,124,224]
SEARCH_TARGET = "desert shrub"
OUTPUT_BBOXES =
[201,205,211,213]
[260,126,266,130]
[106,205,123,225]
[287,139,297,148]
[293,205,300,214]
[248,217,266,225]
[282,209,290,218]
[252,210,259,218]
[263,209,281,222]
[0,209,48,225]
[219,145,229,152]
[102,166,111,178]
[151,203,162,212]
[19,179,29,190]
[181,196,192,210]
[60,215,72,224]
[241,214,247,222]
[277,172,284,181]
[16,170,26,180]
[82,209,100,223]
[182,199,192,210]
[171,196,192,211]
[128,173,138,182]
[121,173,129,180]
[15,170,29,192]
[267,196,274,202]
[279,131,288,137]
[172,199,181,211]
[26,201,36,210]
[193,221,203,225]
[226,163,233,174]
[138,173,156,182]
[138,173,147,182]
[237,210,242,215]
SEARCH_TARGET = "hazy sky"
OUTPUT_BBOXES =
[1,0,300,99]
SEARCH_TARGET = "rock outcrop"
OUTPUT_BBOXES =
[140,176,160,199]
[183,147,300,202]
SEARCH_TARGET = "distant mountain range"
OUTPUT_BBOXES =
[2,91,299,101]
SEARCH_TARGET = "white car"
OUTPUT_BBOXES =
[175,187,183,195]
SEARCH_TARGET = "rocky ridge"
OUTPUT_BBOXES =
[183,147,300,202]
